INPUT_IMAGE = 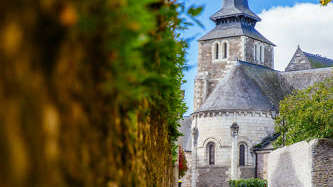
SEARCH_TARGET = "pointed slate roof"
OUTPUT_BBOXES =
[285,46,333,72]
[303,52,333,68]
[197,61,292,113]
[199,22,275,45]
[199,0,275,46]
[210,0,260,21]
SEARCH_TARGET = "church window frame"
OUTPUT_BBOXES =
[212,41,221,62]
[212,40,229,63]
[215,43,219,60]
[254,43,261,63]
[256,45,260,63]
[206,142,216,165]
[260,45,265,63]
[254,44,257,62]
[239,142,248,166]
[222,41,228,59]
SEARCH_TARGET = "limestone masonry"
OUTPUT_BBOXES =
[178,0,333,186]
[267,139,333,187]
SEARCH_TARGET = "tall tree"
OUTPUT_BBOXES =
[274,77,333,147]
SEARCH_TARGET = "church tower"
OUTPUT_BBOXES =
[193,0,275,111]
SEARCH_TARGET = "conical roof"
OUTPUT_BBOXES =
[200,0,275,45]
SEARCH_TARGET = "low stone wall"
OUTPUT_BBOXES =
[240,166,255,179]
[311,139,333,186]
[197,166,229,187]
[267,139,333,187]
[256,150,271,180]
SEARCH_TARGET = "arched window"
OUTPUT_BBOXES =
[223,42,228,59]
[239,144,246,166]
[260,46,263,63]
[254,44,257,61]
[256,45,260,62]
[260,46,265,62]
[215,43,219,60]
[207,142,215,165]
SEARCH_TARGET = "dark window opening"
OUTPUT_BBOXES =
[215,43,219,59]
[208,143,215,165]
[239,144,245,166]
[223,42,227,59]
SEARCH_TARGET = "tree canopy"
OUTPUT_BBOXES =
[274,77,333,147]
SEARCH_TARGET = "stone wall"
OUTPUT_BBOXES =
[244,37,274,69]
[190,111,275,186]
[267,139,333,187]
[311,139,333,187]
[193,111,275,168]
[194,37,242,111]
[197,166,229,187]
[256,150,271,179]
[281,67,333,90]
[285,47,311,72]
[240,167,255,179]
[193,36,275,111]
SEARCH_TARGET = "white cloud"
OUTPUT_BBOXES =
[256,3,333,71]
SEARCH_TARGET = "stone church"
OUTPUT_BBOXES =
[177,0,333,186]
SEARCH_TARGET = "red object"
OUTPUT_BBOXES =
[178,146,188,178]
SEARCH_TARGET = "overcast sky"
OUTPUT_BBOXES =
[181,1,333,116]
[257,3,333,70]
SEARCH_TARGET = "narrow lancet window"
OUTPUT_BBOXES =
[260,46,263,62]
[208,142,215,165]
[215,43,219,60]
[239,144,245,166]
[255,45,260,62]
[254,45,257,61]
[261,46,265,62]
[223,42,228,59]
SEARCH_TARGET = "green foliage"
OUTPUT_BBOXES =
[274,77,333,147]
[0,0,202,186]
[229,178,267,187]
[321,0,332,5]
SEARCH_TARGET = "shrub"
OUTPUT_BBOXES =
[229,178,267,187]
[0,0,201,186]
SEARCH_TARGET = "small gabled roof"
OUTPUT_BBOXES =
[253,133,280,151]
[286,46,333,71]
[210,0,261,22]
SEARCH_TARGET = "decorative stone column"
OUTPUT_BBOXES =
[230,122,239,180]
[191,116,199,187]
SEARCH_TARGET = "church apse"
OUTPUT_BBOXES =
[178,0,333,186]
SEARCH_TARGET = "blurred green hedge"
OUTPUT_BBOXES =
[0,0,197,186]
[229,178,267,187]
